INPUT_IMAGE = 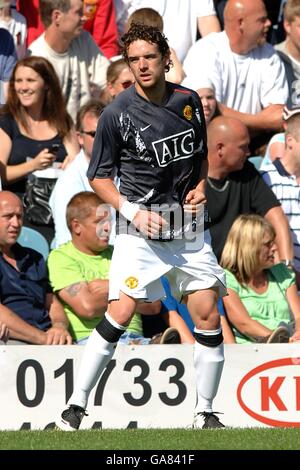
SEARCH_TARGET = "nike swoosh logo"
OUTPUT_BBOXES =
[140,125,151,132]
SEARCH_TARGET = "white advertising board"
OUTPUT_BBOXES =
[1,343,300,430]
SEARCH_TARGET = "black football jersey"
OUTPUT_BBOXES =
[87,82,207,239]
[88,82,207,204]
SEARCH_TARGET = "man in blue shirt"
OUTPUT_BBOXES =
[0,191,72,345]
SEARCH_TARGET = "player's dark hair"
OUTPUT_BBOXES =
[120,22,171,72]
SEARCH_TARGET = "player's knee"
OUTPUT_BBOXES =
[109,298,136,325]
[194,310,220,330]
[111,308,134,325]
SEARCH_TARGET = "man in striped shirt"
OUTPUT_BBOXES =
[261,111,300,287]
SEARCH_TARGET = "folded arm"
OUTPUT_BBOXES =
[58,279,109,320]
[219,103,284,133]
[264,206,294,261]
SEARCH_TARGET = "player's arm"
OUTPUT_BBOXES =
[89,177,123,212]
[185,94,208,209]
[89,177,167,238]
[184,159,208,210]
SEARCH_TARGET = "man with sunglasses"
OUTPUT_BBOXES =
[49,99,104,248]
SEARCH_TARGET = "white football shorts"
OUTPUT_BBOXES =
[108,230,226,302]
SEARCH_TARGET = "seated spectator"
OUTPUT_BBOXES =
[28,0,109,122]
[260,105,300,168]
[0,191,72,345]
[105,58,134,103]
[265,0,287,45]
[124,7,185,84]
[123,0,221,63]
[83,0,119,59]
[206,116,294,263]
[221,214,300,343]
[48,192,187,344]
[183,0,288,153]
[214,0,287,45]
[260,110,300,288]
[17,0,119,58]
[16,0,43,47]
[0,0,27,59]
[275,0,300,108]
[50,100,105,248]
[196,79,220,125]
[0,26,17,105]
[0,56,79,242]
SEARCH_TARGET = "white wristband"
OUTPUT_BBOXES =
[120,200,140,222]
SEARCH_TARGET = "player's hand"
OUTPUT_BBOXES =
[132,209,167,238]
[184,189,206,214]
[185,188,206,205]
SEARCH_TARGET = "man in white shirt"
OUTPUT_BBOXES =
[50,100,104,248]
[183,0,288,139]
[28,0,109,121]
[115,0,220,63]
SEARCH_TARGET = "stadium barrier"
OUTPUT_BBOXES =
[1,343,300,430]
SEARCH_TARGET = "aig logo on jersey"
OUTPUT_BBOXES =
[152,129,195,167]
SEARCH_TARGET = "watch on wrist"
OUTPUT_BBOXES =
[281,259,294,270]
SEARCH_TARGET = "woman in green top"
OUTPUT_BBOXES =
[220,214,300,344]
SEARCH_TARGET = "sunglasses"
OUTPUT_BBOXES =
[81,130,96,138]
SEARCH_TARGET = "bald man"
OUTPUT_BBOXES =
[205,116,293,262]
[0,191,72,345]
[183,0,288,146]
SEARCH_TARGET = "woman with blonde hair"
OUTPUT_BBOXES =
[0,55,79,241]
[221,214,300,343]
